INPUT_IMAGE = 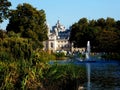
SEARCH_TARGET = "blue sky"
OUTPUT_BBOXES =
[1,0,120,29]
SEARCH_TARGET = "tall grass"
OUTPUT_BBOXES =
[0,60,86,90]
[42,64,86,90]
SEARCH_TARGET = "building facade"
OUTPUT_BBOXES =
[43,20,72,53]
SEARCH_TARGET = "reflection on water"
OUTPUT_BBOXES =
[80,61,120,90]
[87,63,90,90]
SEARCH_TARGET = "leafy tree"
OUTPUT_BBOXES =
[96,30,119,52]
[70,17,120,53]
[105,17,116,31]
[116,20,120,30]
[78,18,88,25]
[69,23,78,43]
[106,17,115,27]
[89,19,96,27]
[6,3,48,41]
[0,37,32,61]
[0,0,11,23]
[96,18,106,29]
[70,18,98,48]
[70,18,89,47]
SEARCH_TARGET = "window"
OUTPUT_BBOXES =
[51,42,53,48]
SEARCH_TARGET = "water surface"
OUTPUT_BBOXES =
[49,59,120,90]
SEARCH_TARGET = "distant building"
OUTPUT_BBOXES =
[43,20,72,53]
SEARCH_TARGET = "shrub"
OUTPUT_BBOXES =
[31,50,56,65]
[42,64,86,90]
[54,52,67,60]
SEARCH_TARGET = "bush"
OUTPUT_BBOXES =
[31,50,56,65]
[42,64,86,90]
[54,52,67,60]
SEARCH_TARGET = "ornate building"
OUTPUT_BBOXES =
[43,20,72,53]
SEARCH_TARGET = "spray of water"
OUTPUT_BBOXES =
[86,41,91,90]
[86,41,90,60]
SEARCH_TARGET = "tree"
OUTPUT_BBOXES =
[70,18,89,47]
[96,30,119,52]
[116,20,120,30]
[89,19,96,27]
[78,18,88,25]
[6,3,48,41]
[96,18,106,29]
[70,17,120,53]
[0,0,11,23]
[0,37,32,61]
[106,17,115,27]
[105,17,115,30]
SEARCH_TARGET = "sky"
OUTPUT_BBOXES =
[1,0,120,30]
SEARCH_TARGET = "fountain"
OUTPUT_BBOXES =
[86,41,90,60]
[75,41,91,62]
[86,41,91,90]
[75,41,91,90]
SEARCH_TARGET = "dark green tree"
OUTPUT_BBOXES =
[106,17,115,27]
[96,18,106,29]
[0,0,11,23]
[116,20,120,30]
[70,17,120,53]
[78,17,88,25]
[70,18,89,47]
[96,30,119,53]
[0,37,32,61]
[6,3,48,41]
[70,18,98,48]
[69,23,78,42]
[89,19,96,27]
[105,17,115,30]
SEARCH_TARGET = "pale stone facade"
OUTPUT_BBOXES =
[43,20,72,53]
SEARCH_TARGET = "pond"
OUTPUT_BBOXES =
[50,59,120,90]
[79,60,120,90]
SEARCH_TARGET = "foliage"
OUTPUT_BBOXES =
[0,60,86,90]
[54,52,66,60]
[0,61,46,89]
[96,30,119,52]
[6,3,48,41]
[0,37,32,61]
[0,0,11,23]
[42,64,86,90]
[78,53,86,60]
[70,17,120,54]
[32,50,56,64]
